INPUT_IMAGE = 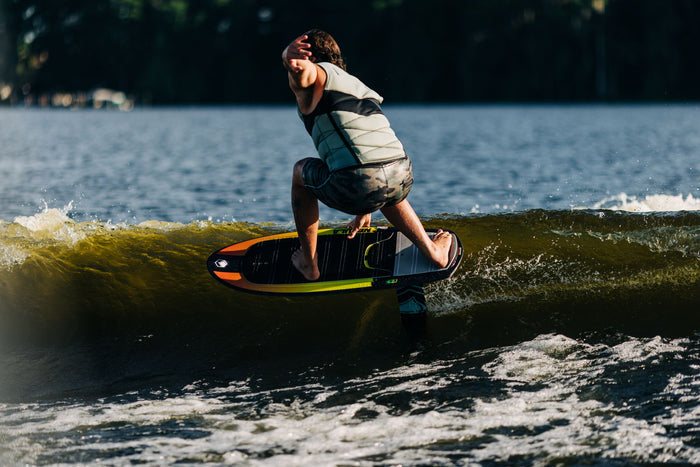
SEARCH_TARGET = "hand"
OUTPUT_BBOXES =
[347,213,371,239]
[282,35,312,72]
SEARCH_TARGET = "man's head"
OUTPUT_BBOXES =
[303,29,346,71]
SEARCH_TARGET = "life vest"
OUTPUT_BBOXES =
[300,62,406,172]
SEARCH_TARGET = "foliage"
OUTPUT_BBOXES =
[1,0,699,104]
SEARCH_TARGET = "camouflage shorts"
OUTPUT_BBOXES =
[302,157,413,216]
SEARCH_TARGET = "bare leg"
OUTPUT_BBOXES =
[381,199,452,268]
[291,160,320,280]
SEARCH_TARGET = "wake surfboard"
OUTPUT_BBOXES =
[207,227,462,314]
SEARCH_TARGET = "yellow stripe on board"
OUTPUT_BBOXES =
[245,278,375,294]
[214,269,374,294]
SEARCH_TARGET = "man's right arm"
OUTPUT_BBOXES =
[282,35,324,114]
[282,35,316,90]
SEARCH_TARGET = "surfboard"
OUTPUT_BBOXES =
[207,227,462,314]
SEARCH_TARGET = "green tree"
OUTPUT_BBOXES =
[2,0,700,104]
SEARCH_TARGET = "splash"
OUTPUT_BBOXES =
[1,204,80,269]
[592,193,700,212]
[12,204,85,243]
[0,242,27,270]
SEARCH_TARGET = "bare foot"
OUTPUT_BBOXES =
[431,230,453,268]
[291,249,320,281]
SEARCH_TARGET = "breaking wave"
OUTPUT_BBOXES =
[1,197,698,400]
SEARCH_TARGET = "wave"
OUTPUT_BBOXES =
[2,202,698,334]
[1,200,699,399]
[589,193,700,212]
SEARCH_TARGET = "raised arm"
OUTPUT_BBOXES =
[282,34,325,114]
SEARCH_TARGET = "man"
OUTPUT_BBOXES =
[282,29,452,281]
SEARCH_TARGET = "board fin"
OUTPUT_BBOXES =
[396,285,427,315]
[398,285,427,340]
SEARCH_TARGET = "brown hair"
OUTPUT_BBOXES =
[303,29,346,71]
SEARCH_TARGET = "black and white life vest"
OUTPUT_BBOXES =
[300,62,406,172]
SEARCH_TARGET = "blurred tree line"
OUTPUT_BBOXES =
[1,0,699,105]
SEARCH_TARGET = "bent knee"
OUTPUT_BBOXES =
[293,158,309,176]
[293,158,315,184]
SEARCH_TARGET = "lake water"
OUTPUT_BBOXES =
[1,104,699,465]
[2,104,699,223]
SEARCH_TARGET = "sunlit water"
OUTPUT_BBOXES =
[1,104,698,223]
[1,104,699,465]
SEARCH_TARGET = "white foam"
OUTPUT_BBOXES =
[137,220,186,230]
[11,203,86,245]
[0,204,85,270]
[2,335,697,465]
[0,243,28,270]
[591,193,700,212]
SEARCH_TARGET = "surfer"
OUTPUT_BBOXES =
[282,29,452,281]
